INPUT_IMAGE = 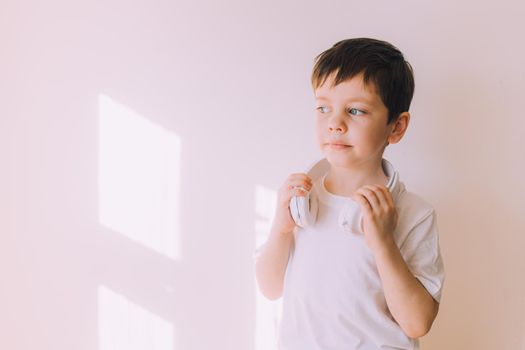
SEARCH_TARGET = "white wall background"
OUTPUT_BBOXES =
[1,0,524,349]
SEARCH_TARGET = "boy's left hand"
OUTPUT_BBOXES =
[352,184,398,251]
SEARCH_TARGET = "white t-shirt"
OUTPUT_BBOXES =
[276,167,445,350]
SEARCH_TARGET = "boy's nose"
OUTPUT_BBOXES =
[329,126,344,133]
[329,124,346,133]
[327,112,348,133]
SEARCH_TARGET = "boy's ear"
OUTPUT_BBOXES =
[387,112,410,145]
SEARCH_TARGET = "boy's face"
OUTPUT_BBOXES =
[314,71,397,168]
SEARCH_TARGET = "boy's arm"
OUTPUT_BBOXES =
[373,240,439,339]
[352,185,441,339]
[254,225,295,300]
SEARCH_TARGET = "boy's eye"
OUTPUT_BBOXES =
[316,106,366,116]
[348,108,365,116]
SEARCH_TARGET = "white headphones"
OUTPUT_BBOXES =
[289,158,399,234]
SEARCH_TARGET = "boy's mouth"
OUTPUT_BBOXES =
[327,143,352,150]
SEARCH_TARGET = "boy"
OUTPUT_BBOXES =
[254,38,445,350]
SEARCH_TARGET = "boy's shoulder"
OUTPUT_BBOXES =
[396,181,436,229]
[394,182,441,261]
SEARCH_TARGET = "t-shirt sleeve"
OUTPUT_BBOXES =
[399,209,446,303]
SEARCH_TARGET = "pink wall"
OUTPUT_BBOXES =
[1,0,524,349]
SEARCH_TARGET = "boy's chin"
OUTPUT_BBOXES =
[323,152,355,168]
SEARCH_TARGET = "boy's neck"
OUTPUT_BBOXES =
[324,157,389,198]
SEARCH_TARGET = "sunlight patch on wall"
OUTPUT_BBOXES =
[98,285,175,350]
[253,184,281,350]
[98,94,182,260]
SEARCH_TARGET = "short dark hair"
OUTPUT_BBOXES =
[311,38,415,125]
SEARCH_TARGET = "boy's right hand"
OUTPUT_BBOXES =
[271,173,313,235]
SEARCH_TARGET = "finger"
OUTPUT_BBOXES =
[289,180,312,191]
[382,186,396,208]
[377,185,395,209]
[371,184,395,211]
[288,176,312,186]
[290,173,313,184]
[292,187,309,196]
[356,187,380,211]
[288,180,313,193]
[286,186,308,199]
[352,192,372,215]
[289,178,313,189]
[363,185,389,210]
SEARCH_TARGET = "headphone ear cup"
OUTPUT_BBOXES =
[305,190,319,227]
[290,188,319,228]
[289,195,301,226]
